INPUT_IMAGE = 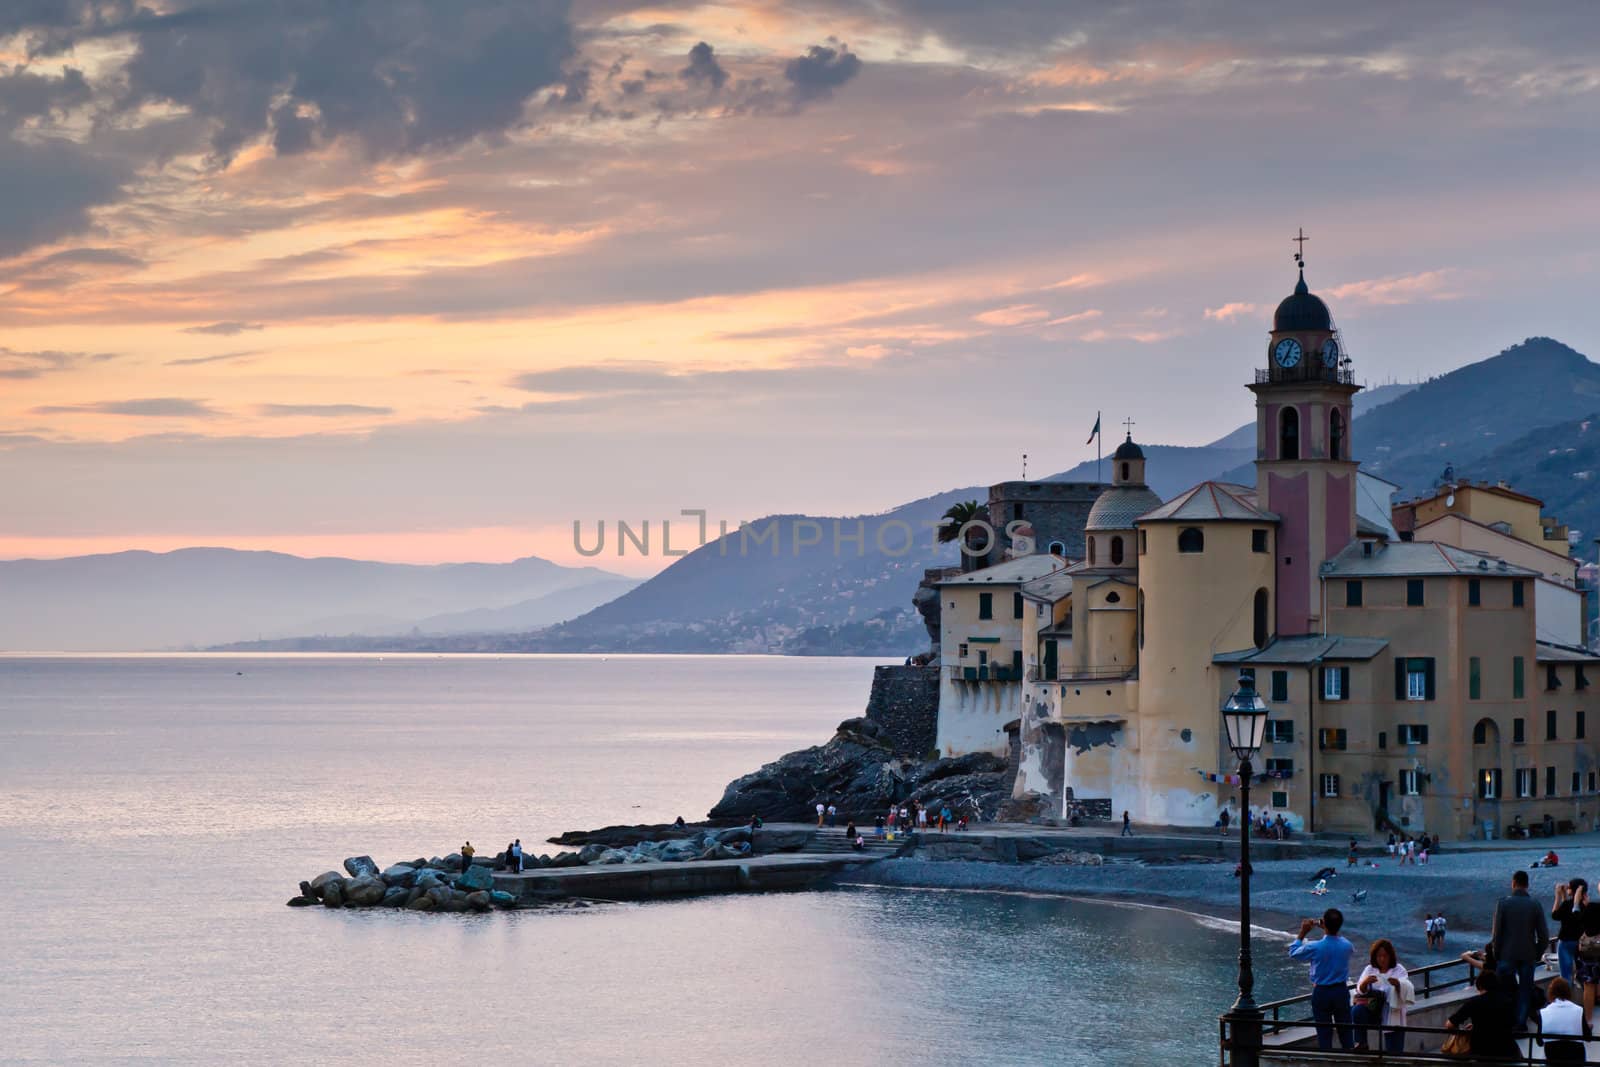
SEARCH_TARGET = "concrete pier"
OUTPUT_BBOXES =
[493,853,880,903]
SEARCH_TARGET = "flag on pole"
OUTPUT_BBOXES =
[1085,413,1100,445]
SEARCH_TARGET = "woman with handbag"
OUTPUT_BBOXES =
[1446,970,1518,1059]
[1351,939,1415,1052]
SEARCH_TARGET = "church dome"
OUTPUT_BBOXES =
[1113,437,1145,461]
[1086,485,1164,532]
[1273,270,1331,332]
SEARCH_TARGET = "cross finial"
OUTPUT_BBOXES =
[1122,416,1136,438]
[1292,227,1309,268]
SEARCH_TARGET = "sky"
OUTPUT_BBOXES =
[1,1,1597,576]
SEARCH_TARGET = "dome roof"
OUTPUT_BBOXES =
[1273,270,1331,333]
[1086,485,1164,532]
[1113,435,1144,461]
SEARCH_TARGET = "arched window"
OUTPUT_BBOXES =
[1110,536,1125,565]
[1330,408,1344,460]
[1048,541,1065,557]
[1087,537,1096,564]
[1253,587,1269,649]
[1120,461,1130,481]
[1280,406,1300,460]
[1105,591,1121,604]
[1178,527,1204,553]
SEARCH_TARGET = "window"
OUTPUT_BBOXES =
[1591,772,1597,794]
[1013,592,1024,619]
[1322,666,1349,701]
[1470,657,1481,700]
[1330,408,1344,460]
[978,593,993,620]
[1578,666,1590,691]
[1281,406,1300,460]
[1399,769,1421,796]
[1253,588,1269,649]
[1120,461,1130,482]
[958,643,968,658]
[1548,665,1562,691]
[1547,708,1558,741]
[1514,656,1525,699]
[1320,773,1339,798]
[1580,711,1587,740]
[1513,580,1525,607]
[1473,720,1488,744]
[1479,769,1502,800]
[1547,766,1558,797]
[1272,791,1289,809]
[1012,503,1024,520]
[1267,719,1294,743]
[1346,580,1363,607]
[1398,724,1429,745]
[1378,731,1387,750]
[1271,670,1289,703]
[1469,578,1481,606]
[1575,772,1583,796]
[1252,529,1268,553]
[1048,541,1065,557]
[1513,718,1525,744]
[1178,527,1204,553]
[1318,728,1347,751]
[1139,531,1147,555]
[1516,768,1536,798]
[1407,579,1425,606]
[1036,601,1046,619]
[1104,591,1122,604]
[1110,536,1125,566]
[1138,591,1145,649]
[1266,758,1294,775]
[1087,538,1096,565]
[1396,657,1434,701]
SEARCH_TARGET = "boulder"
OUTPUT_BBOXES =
[380,864,417,886]
[576,843,609,865]
[425,885,452,907]
[286,896,315,907]
[379,886,409,907]
[299,880,316,900]
[547,851,583,868]
[747,828,813,855]
[707,727,907,822]
[593,849,631,865]
[414,868,444,890]
[321,880,345,907]
[444,852,464,871]
[712,826,752,847]
[426,856,447,869]
[547,822,698,848]
[406,894,436,911]
[489,890,517,907]
[657,840,701,862]
[441,895,469,913]
[465,891,492,911]
[457,864,494,892]
[343,855,379,878]
[345,874,387,906]
[309,870,344,896]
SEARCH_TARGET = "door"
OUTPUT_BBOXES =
[1043,639,1058,681]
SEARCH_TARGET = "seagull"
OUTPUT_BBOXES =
[1351,889,1368,904]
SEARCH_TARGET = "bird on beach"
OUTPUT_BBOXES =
[1350,889,1368,904]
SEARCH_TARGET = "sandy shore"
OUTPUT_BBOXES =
[846,843,1600,964]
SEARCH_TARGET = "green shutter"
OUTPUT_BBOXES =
[1470,657,1481,700]
[1513,656,1525,698]
[1339,666,1350,699]
[1424,658,1436,701]
[1395,658,1407,700]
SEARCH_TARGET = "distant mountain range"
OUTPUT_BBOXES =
[13,338,1592,656]
[0,548,637,651]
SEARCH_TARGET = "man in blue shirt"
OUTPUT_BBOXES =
[1289,907,1355,1050]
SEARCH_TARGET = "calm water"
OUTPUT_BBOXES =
[0,654,1302,1065]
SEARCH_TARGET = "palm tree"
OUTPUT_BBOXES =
[937,500,983,544]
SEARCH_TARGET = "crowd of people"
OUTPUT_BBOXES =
[1287,869,1597,1060]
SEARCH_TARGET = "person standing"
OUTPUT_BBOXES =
[816,801,826,828]
[1121,810,1133,837]
[1219,808,1231,836]
[916,805,928,830]
[827,803,837,827]
[874,813,885,838]
[1289,908,1356,1051]
[1553,879,1587,983]
[1424,914,1436,951]
[844,818,856,841]
[511,839,523,873]
[1434,913,1446,950]
[1492,869,1551,1028]
[1347,839,1359,868]
[461,840,475,871]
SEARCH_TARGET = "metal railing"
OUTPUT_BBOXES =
[1224,947,1570,1064]
[1026,664,1134,682]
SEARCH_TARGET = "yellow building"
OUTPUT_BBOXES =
[985,263,1600,838]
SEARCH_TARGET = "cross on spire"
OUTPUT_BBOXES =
[1292,227,1309,268]
[1122,416,1136,439]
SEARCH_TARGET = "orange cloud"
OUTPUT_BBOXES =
[973,303,1052,326]
[1326,269,1466,306]
[1204,301,1261,321]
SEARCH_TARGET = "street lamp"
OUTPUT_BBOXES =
[1221,670,1270,1067]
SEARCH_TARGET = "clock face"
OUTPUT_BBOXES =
[1273,338,1302,368]
[1322,338,1341,367]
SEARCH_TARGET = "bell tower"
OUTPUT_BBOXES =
[1249,234,1360,636]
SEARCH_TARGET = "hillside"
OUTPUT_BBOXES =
[1445,413,1599,546]
[0,548,635,651]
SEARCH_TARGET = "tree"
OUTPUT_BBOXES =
[937,500,983,544]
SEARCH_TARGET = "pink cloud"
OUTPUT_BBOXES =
[1204,301,1261,322]
[1325,269,1465,306]
[973,303,1052,326]
[1044,309,1102,326]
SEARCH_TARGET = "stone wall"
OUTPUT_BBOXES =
[864,664,940,757]
[983,481,1105,566]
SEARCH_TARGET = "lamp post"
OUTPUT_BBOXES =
[1221,670,1270,1067]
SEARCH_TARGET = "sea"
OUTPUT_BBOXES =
[0,654,1306,1065]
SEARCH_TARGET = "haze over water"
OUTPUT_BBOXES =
[1,654,1302,1065]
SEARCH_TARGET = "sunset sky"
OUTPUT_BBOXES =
[2,1,1597,575]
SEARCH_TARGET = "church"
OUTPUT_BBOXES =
[934,260,1598,840]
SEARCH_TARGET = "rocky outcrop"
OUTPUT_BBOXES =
[709,718,1013,823]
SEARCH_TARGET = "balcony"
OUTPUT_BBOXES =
[949,664,1023,683]
[1027,664,1134,683]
